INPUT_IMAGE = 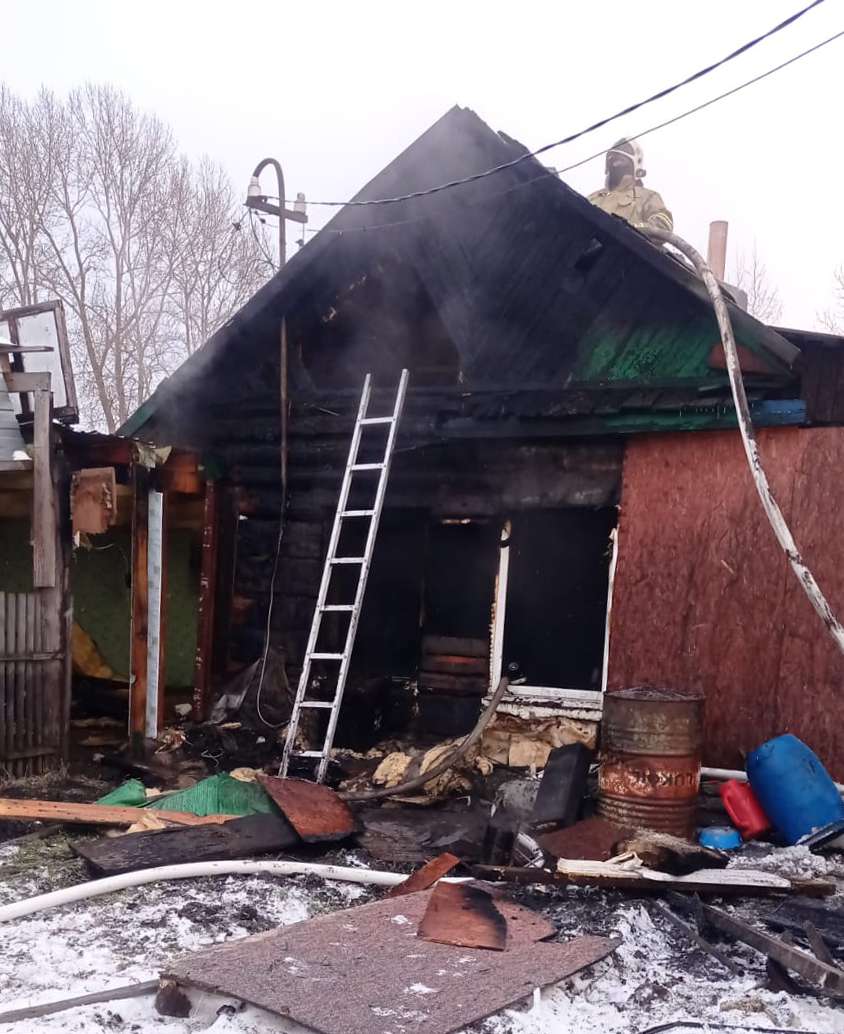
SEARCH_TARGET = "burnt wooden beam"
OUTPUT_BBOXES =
[0,981,159,1025]
[74,813,298,875]
[694,899,844,997]
[32,387,56,588]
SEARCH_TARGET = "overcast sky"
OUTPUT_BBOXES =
[3,0,842,329]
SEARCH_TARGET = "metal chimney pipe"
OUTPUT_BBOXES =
[707,220,728,281]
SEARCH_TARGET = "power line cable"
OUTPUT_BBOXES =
[272,0,829,209]
[497,27,844,198]
[281,25,843,239]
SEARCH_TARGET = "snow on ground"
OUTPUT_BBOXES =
[482,902,842,1034]
[0,837,843,1034]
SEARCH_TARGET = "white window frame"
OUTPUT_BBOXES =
[489,516,619,714]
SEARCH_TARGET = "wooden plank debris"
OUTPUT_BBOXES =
[388,852,461,897]
[763,898,844,947]
[0,980,158,1025]
[615,831,728,876]
[678,895,844,997]
[469,864,835,898]
[165,890,618,1034]
[31,386,55,588]
[0,798,237,827]
[73,813,298,875]
[804,922,838,968]
[257,774,355,843]
[653,902,743,975]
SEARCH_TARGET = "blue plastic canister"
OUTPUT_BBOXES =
[746,734,844,846]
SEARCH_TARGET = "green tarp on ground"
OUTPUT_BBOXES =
[96,779,148,807]
[146,773,274,817]
[97,773,274,817]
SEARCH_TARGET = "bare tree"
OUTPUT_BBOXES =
[0,87,57,308]
[818,268,844,334]
[169,157,268,357]
[731,242,783,325]
[0,83,270,430]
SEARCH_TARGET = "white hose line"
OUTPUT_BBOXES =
[0,860,408,924]
[645,228,844,657]
[702,765,844,795]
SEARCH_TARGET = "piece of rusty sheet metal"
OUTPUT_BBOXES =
[388,852,461,897]
[257,774,356,843]
[418,882,508,950]
[537,816,634,862]
[164,890,618,1034]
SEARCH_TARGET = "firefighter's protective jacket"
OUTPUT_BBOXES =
[588,174,673,232]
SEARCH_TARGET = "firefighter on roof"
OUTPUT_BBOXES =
[588,138,673,232]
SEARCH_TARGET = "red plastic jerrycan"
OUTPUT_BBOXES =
[720,779,771,840]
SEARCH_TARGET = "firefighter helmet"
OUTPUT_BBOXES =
[605,138,646,180]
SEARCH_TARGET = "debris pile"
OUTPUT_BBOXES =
[2,696,844,1032]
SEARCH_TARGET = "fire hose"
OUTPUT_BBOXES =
[644,228,844,657]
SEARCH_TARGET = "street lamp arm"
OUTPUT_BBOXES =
[251,157,287,208]
[245,157,307,269]
[247,158,287,268]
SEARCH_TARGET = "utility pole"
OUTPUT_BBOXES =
[245,158,307,269]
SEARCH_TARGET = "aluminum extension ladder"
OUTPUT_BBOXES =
[280,369,409,781]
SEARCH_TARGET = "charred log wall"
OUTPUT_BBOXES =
[207,392,623,677]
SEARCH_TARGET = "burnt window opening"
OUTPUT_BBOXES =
[501,508,617,690]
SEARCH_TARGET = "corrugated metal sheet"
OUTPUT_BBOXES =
[607,427,844,780]
[0,382,25,462]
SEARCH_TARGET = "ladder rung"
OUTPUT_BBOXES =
[341,509,375,517]
[350,462,384,471]
[309,652,345,660]
[360,416,394,426]
[330,557,365,564]
[298,700,334,709]
[294,750,325,759]
[321,604,355,612]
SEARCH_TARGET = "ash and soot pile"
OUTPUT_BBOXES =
[1,828,843,1034]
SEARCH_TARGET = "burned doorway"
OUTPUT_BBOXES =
[344,515,499,741]
[497,509,617,693]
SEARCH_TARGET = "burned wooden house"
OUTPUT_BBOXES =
[0,301,211,774]
[121,107,844,776]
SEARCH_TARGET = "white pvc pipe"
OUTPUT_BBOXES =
[702,765,844,795]
[0,860,409,924]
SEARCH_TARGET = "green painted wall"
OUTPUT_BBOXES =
[71,527,199,687]
[71,528,131,677]
[0,519,34,593]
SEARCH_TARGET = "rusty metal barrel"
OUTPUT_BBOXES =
[598,687,704,837]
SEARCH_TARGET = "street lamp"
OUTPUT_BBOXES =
[245,157,308,269]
